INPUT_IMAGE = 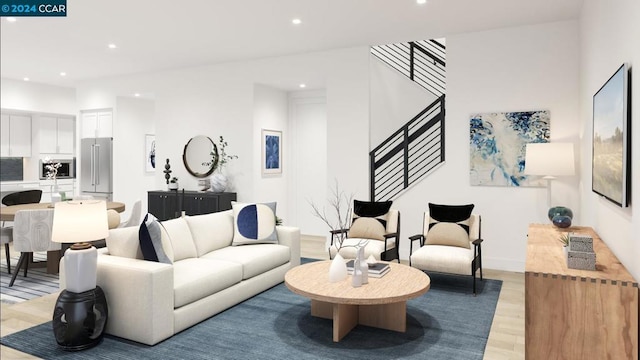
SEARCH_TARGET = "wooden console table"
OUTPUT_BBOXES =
[525,224,638,360]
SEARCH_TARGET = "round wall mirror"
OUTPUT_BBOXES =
[182,135,218,178]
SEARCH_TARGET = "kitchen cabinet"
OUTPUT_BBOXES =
[525,224,638,360]
[81,111,112,139]
[1,113,32,157]
[40,116,75,154]
[147,191,236,221]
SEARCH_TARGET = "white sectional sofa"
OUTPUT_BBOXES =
[61,210,300,345]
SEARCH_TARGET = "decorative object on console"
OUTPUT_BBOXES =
[231,202,278,245]
[209,136,237,192]
[470,110,550,187]
[547,206,573,228]
[524,143,576,216]
[168,177,178,190]
[262,129,282,175]
[592,63,631,208]
[51,200,110,351]
[566,233,596,270]
[163,158,172,184]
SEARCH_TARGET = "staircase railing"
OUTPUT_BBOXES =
[371,39,446,97]
[369,95,445,201]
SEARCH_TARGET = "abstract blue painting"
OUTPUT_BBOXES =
[470,110,549,187]
[262,129,282,175]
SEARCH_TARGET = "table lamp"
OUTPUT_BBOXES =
[52,200,109,293]
[51,200,109,351]
[524,143,575,206]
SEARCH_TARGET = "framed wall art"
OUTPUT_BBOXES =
[470,110,550,187]
[145,134,156,173]
[262,129,282,175]
[592,63,631,207]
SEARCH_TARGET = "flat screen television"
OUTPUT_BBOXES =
[592,63,631,207]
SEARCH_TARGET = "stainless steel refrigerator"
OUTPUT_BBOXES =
[80,137,113,201]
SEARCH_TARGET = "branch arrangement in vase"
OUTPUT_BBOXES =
[213,136,238,172]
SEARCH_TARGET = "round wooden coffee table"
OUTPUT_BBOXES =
[285,260,430,342]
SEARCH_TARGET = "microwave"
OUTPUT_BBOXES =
[39,159,75,180]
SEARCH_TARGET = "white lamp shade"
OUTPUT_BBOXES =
[51,200,109,244]
[524,143,575,177]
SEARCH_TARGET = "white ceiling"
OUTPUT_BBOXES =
[0,0,583,88]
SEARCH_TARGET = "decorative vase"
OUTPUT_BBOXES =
[51,183,62,203]
[548,206,573,222]
[329,253,348,283]
[352,254,363,288]
[357,246,368,285]
[210,170,227,192]
[168,182,178,190]
[552,215,572,228]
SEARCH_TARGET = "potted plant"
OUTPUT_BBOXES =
[558,232,570,257]
[210,136,238,192]
[168,177,179,190]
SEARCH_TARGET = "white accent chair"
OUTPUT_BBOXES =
[119,199,142,228]
[329,207,400,262]
[409,212,483,294]
[9,209,61,287]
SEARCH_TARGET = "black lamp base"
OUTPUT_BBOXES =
[52,286,108,351]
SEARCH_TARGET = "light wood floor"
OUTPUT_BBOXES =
[0,236,525,360]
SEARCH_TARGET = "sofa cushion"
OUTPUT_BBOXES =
[425,203,474,249]
[162,217,197,261]
[106,226,143,259]
[410,244,474,275]
[173,258,243,308]
[231,202,278,245]
[184,211,234,256]
[139,214,172,264]
[202,244,290,280]
[349,200,393,241]
[331,238,395,261]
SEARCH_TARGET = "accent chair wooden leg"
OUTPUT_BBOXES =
[9,253,27,287]
[4,243,10,274]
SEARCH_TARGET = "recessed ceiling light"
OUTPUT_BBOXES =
[60,72,66,76]
[299,84,306,88]
[23,77,29,81]
[108,43,117,49]
[6,17,17,22]
[134,93,141,97]
[416,0,427,4]
[292,18,302,25]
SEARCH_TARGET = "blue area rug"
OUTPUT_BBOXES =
[1,267,501,359]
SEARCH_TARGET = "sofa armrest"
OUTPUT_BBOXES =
[277,226,301,267]
[95,254,175,345]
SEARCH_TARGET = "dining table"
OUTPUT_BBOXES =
[0,201,126,274]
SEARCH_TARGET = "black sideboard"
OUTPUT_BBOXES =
[147,190,237,221]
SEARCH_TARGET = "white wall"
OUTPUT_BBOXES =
[289,90,327,235]
[393,20,581,271]
[252,84,289,219]
[579,0,640,280]
[114,96,155,221]
[72,47,371,225]
[370,55,438,147]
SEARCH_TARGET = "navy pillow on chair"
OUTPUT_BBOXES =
[425,203,475,248]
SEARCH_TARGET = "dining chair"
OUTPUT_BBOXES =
[1,190,43,206]
[119,199,142,228]
[9,209,61,287]
[0,226,12,274]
